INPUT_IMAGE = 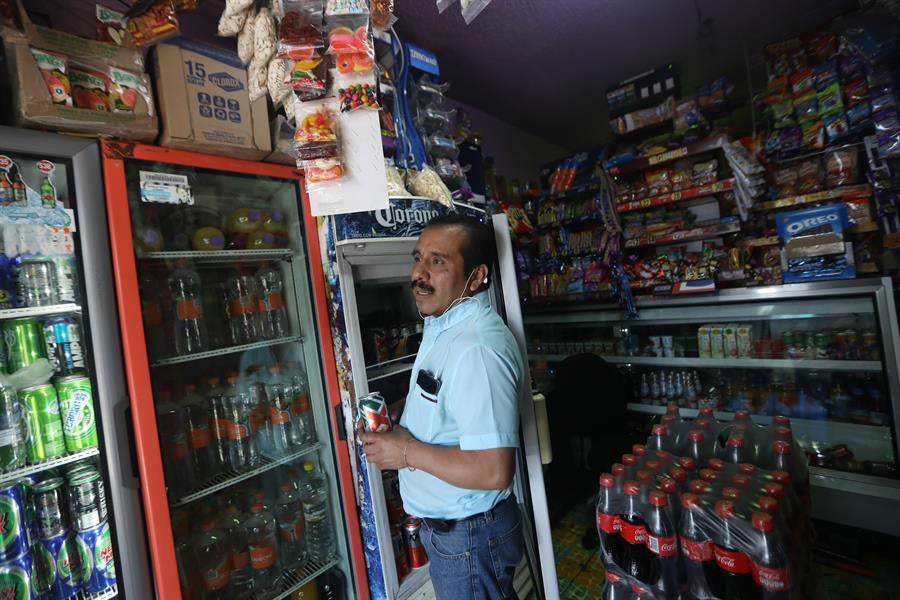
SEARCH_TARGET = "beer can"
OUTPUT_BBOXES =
[813,332,831,360]
[391,526,410,580]
[402,517,428,569]
[382,471,405,525]
[862,330,880,360]
[75,521,116,593]
[32,477,69,539]
[18,384,66,462]
[55,375,98,452]
[68,469,107,532]
[42,316,85,376]
[358,392,391,433]
[0,482,30,561]
[842,329,859,360]
[17,258,58,308]
[17,475,40,548]
[0,382,27,472]
[0,551,37,600]
[34,530,82,598]
[2,318,46,373]
[372,329,389,363]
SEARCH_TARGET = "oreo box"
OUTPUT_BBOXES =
[777,203,855,283]
[153,38,271,160]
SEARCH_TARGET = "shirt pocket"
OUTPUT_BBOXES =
[408,382,440,442]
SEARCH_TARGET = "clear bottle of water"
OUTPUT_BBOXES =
[256,265,289,339]
[244,501,282,599]
[183,383,217,479]
[246,367,272,454]
[225,375,260,471]
[206,377,230,474]
[267,366,297,456]
[299,462,336,564]
[275,481,306,570]
[169,264,208,355]
[225,272,262,345]
[156,394,194,498]
[222,503,254,599]
[286,361,315,445]
[194,518,233,599]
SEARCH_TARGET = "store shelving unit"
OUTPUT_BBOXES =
[0,447,101,486]
[607,133,729,175]
[0,303,81,320]
[529,354,881,372]
[140,249,294,263]
[366,354,418,382]
[757,183,871,211]
[623,218,741,249]
[150,335,304,367]
[275,558,340,600]
[615,178,735,213]
[171,443,322,508]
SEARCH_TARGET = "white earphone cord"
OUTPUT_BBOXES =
[416,269,486,320]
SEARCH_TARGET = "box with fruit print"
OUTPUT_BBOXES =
[0,0,157,141]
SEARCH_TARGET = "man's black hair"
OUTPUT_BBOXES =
[424,214,496,287]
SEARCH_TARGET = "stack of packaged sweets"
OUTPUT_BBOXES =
[598,405,813,599]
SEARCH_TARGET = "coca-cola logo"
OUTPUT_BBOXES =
[718,555,735,568]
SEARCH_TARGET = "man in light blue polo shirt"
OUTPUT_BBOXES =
[360,214,524,599]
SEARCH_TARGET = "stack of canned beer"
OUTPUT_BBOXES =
[0,460,116,597]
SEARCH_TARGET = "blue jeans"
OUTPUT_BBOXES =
[420,496,523,600]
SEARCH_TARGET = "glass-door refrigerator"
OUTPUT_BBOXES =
[317,198,558,600]
[0,127,152,599]
[100,141,368,599]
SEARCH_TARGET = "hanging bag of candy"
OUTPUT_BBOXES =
[294,103,341,160]
[290,57,330,101]
[276,0,325,60]
[336,72,380,113]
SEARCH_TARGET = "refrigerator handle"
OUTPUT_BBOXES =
[335,404,347,441]
[122,401,141,481]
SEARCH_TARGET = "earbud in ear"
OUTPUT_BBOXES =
[483,278,488,284]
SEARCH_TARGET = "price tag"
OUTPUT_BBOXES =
[139,170,193,205]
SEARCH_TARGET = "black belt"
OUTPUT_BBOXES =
[422,495,515,534]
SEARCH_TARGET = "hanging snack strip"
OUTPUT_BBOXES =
[295,105,345,183]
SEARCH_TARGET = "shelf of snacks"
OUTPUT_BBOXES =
[624,218,741,249]
[535,212,602,232]
[737,236,780,248]
[757,183,871,211]
[850,222,880,234]
[537,177,604,201]
[606,133,730,175]
[616,178,735,213]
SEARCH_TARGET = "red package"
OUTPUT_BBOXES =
[277,0,324,60]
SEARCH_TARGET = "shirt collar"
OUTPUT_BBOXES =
[423,291,489,332]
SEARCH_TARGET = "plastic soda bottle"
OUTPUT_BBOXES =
[275,481,306,570]
[244,502,281,598]
[169,265,208,355]
[256,265,289,339]
[300,462,336,563]
[222,503,253,599]
[194,519,232,599]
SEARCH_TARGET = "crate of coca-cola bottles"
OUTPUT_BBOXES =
[597,404,814,599]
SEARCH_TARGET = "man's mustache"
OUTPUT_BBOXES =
[410,280,434,293]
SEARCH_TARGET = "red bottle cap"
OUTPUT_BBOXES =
[681,492,700,509]
[727,435,745,448]
[773,470,792,485]
[611,463,626,476]
[735,410,750,420]
[649,490,668,507]
[698,407,714,417]
[763,482,785,499]
[599,473,615,488]
[688,430,705,442]
[636,470,653,484]
[688,480,707,494]
[757,496,779,514]
[752,511,775,532]
[659,477,677,494]
[738,463,757,475]
[772,441,791,455]
[678,456,696,471]
[667,402,679,414]
[645,460,662,473]
[633,444,647,456]
[773,426,792,440]
[722,487,740,500]
[699,469,717,482]
[715,500,735,518]
[669,467,687,482]
[624,481,640,496]
[622,454,636,466]
[661,415,676,425]
[652,424,668,436]
[773,415,791,427]
[732,473,751,487]
[708,458,726,471]
[655,450,672,462]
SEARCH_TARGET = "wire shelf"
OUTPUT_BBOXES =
[0,303,81,320]
[273,558,339,600]
[0,447,100,486]
[140,249,294,264]
[151,336,304,367]
[171,443,322,508]
[78,584,117,600]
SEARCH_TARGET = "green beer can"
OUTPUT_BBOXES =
[2,318,46,373]
[55,376,98,452]
[18,384,66,462]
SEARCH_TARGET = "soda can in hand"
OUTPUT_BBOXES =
[358,392,392,433]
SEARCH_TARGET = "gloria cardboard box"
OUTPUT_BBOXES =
[1,0,157,140]
[153,39,271,160]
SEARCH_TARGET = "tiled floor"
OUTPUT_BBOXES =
[551,498,900,600]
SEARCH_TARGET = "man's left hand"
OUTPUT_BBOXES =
[359,425,413,470]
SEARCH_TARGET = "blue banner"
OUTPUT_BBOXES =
[333,198,484,241]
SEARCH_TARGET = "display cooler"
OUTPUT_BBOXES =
[0,127,151,598]
[315,197,558,600]
[525,278,900,535]
[100,141,368,598]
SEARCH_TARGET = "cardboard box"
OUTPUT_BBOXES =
[1,2,157,140]
[153,39,271,160]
